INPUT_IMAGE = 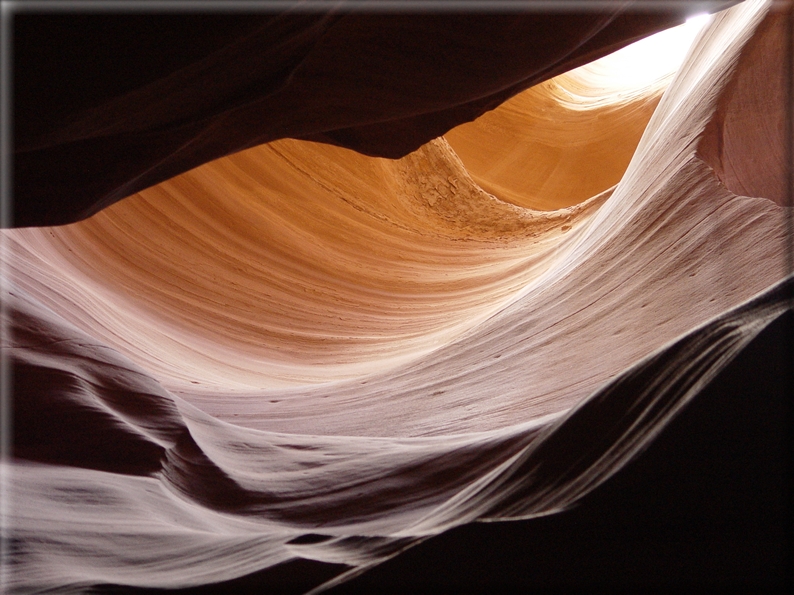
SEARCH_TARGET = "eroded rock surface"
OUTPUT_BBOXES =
[2,1,790,592]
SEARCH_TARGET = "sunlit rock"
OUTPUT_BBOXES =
[1,0,790,592]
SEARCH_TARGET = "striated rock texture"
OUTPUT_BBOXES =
[2,0,792,593]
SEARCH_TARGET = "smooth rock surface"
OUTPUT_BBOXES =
[2,1,791,592]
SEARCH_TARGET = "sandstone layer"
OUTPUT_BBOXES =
[1,1,791,592]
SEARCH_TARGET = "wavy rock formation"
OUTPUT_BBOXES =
[1,0,791,592]
[5,136,601,390]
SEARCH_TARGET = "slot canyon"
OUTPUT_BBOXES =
[2,0,792,592]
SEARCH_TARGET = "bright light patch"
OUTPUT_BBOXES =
[553,13,713,109]
[686,13,712,27]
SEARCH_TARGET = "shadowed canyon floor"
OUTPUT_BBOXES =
[1,1,792,592]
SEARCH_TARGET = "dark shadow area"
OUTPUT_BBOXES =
[91,310,792,594]
[328,310,793,594]
[92,557,350,595]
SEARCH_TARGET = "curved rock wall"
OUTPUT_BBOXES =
[2,0,790,592]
